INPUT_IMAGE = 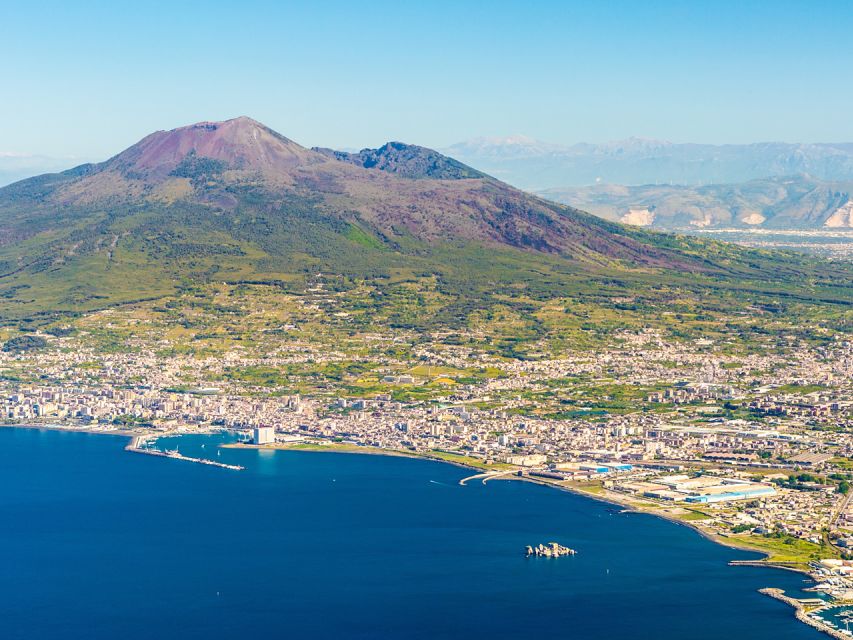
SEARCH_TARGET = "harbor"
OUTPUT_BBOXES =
[125,435,244,471]
[760,588,853,638]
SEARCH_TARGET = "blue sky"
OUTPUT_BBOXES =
[3,0,853,158]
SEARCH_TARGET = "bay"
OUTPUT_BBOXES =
[0,428,822,639]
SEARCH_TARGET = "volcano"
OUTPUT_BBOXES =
[0,117,845,318]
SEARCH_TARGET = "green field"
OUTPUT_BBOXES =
[722,533,833,568]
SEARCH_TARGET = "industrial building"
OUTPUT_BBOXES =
[580,464,610,474]
[603,463,633,472]
[620,473,777,504]
[684,485,776,503]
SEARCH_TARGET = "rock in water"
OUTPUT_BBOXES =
[525,542,576,557]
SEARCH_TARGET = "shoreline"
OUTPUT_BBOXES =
[494,467,815,575]
[240,441,853,638]
[231,440,814,576]
[2,424,814,576]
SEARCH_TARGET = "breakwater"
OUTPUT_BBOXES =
[729,560,806,573]
[759,588,848,638]
[458,469,518,485]
[126,436,244,471]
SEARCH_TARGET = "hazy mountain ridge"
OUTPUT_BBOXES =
[444,137,853,190]
[540,175,853,229]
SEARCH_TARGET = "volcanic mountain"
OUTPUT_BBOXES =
[6,117,694,260]
[0,117,848,319]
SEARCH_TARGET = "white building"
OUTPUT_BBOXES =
[253,426,276,445]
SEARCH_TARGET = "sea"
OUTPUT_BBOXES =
[0,427,826,639]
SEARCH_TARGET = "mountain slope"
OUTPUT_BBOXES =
[0,117,849,322]
[1,117,694,261]
[540,175,853,229]
[0,154,95,188]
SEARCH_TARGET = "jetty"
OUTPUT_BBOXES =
[526,542,577,558]
[728,560,804,573]
[459,469,518,486]
[125,436,244,471]
[760,588,850,638]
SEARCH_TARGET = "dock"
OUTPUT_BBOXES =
[125,436,244,471]
[760,588,851,638]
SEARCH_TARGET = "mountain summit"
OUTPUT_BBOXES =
[312,141,487,180]
[102,116,317,179]
[0,117,841,317]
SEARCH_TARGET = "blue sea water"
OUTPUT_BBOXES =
[0,428,824,639]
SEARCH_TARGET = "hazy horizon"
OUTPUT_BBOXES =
[4,123,853,175]
[4,1,853,159]
[5,119,853,190]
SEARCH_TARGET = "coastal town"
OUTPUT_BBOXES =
[1,280,852,637]
[5,3,853,639]
[2,311,852,568]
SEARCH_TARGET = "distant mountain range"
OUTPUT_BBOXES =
[444,136,853,229]
[443,136,853,190]
[541,175,853,230]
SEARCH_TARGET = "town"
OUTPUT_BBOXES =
[2,311,852,590]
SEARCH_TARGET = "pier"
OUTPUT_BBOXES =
[760,588,851,638]
[126,436,244,471]
[728,560,805,573]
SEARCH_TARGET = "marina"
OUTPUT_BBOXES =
[125,435,244,471]
[760,589,852,638]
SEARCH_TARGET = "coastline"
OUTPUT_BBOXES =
[2,424,814,575]
[230,440,814,576]
[9,424,842,637]
[241,440,852,638]
[2,423,829,640]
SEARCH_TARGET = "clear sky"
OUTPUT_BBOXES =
[3,0,853,159]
